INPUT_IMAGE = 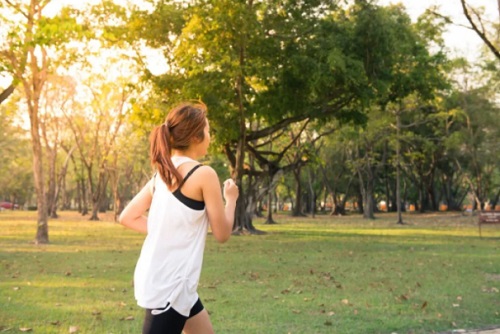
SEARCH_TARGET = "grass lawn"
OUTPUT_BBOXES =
[0,210,499,334]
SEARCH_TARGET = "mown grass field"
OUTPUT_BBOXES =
[0,210,499,334]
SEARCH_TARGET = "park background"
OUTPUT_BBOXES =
[1,0,499,333]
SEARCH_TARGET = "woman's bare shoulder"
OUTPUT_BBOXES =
[197,165,218,178]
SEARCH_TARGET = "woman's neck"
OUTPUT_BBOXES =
[171,149,199,160]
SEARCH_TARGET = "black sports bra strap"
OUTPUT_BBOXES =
[177,164,203,190]
[152,172,157,194]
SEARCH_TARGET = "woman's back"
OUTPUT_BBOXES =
[135,156,209,317]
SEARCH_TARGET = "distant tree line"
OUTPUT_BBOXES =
[0,0,498,242]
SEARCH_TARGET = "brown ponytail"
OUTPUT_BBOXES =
[149,102,207,190]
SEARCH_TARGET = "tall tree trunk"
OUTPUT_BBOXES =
[307,168,316,218]
[232,18,249,231]
[292,167,305,217]
[365,178,375,219]
[89,171,108,220]
[23,54,49,243]
[356,192,364,214]
[418,180,425,213]
[491,188,500,210]
[58,145,76,211]
[28,102,49,243]
[383,140,395,212]
[233,139,248,230]
[52,146,74,214]
[61,171,70,210]
[80,176,88,215]
[90,205,100,220]
[264,178,277,225]
[358,169,375,219]
[395,112,403,224]
[46,144,58,218]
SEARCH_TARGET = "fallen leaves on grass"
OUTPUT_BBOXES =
[19,328,32,332]
[249,272,259,280]
[341,299,353,306]
[120,316,134,321]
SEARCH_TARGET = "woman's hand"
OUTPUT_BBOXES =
[223,179,239,203]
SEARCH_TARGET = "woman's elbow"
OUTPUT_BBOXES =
[213,230,231,243]
[118,212,129,227]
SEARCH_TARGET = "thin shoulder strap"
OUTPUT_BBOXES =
[152,172,157,194]
[176,164,203,190]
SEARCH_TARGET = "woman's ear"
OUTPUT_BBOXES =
[192,135,203,144]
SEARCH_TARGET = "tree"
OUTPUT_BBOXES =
[350,109,391,219]
[318,133,355,216]
[445,88,499,209]
[0,0,89,243]
[366,2,448,221]
[108,127,150,221]
[0,98,34,205]
[130,0,373,231]
[39,75,78,218]
[64,78,133,220]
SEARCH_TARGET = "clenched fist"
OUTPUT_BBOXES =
[223,179,239,202]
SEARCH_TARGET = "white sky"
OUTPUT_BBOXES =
[379,0,497,60]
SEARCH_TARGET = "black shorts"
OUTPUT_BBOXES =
[142,298,204,334]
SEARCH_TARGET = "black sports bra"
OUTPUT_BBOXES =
[153,164,205,211]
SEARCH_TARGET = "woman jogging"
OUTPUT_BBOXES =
[119,102,239,334]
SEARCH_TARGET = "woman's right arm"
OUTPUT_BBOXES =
[201,167,239,243]
[119,180,153,234]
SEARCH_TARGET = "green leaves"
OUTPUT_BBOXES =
[36,9,87,46]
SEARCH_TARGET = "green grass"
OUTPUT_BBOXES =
[0,211,499,334]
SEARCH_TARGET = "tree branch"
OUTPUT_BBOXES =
[247,114,308,141]
[0,84,15,104]
[4,0,29,19]
[461,0,500,61]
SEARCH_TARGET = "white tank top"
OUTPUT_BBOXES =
[134,156,209,316]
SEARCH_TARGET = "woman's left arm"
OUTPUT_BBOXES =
[119,180,153,234]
